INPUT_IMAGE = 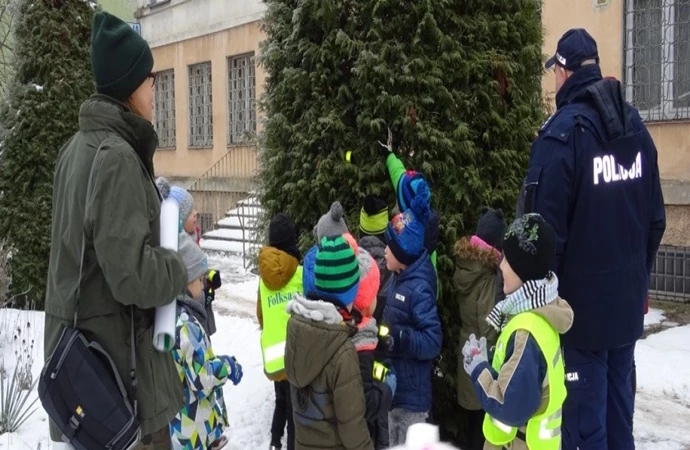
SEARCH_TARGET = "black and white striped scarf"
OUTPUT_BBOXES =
[486,272,559,331]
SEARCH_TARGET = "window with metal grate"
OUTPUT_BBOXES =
[624,0,690,121]
[227,53,256,146]
[154,69,176,149]
[189,62,214,148]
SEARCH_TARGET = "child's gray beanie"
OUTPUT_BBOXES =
[156,177,195,224]
[315,201,349,241]
[178,232,208,283]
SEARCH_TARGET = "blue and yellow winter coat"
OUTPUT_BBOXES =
[170,298,230,449]
[382,251,442,412]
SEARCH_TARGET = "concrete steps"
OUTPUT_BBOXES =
[200,193,262,260]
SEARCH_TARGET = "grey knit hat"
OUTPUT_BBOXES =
[156,177,195,225]
[178,233,208,283]
[315,201,349,241]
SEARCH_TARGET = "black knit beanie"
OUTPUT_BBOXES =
[475,207,507,251]
[269,213,301,261]
[90,12,154,101]
[503,213,556,283]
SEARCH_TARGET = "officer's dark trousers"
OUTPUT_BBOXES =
[271,380,295,450]
[562,344,636,450]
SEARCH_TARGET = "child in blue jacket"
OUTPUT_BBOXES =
[382,180,442,446]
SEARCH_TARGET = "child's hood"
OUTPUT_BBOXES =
[453,237,499,294]
[258,246,300,290]
[285,294,354,388]
[531,298,574,334]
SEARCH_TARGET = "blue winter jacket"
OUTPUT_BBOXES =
[382,251,442,412]
[302,245,317,296]
[519,65,666,351]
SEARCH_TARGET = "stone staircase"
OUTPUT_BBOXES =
[200,194,262,268]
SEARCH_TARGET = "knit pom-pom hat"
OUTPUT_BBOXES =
[386,180,431,265]
[397,170,430,213]
[310,236,360,309]
[352,248,380,316]
[315,201,349,241]
[156,177,195,230]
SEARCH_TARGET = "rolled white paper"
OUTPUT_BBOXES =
[153,198,180,352]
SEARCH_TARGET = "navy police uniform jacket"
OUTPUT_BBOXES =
[518,65,666,351]
[382,251,442,412]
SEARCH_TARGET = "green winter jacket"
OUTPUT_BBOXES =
[452,237,501,410]
[44,95,188,439]
[285,295,373,450]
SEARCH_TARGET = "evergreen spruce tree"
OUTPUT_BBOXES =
[0,0,95,308]
[260,0,544,441]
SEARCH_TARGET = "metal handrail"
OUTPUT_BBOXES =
[236,200,261,269]
[187,149,256,234]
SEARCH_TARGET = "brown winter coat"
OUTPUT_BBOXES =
[285,295,374,450]
[256,246,301,381]
[44,96,188,439]
[453,237,501,410]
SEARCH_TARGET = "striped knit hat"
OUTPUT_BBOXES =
[312,236,360,309]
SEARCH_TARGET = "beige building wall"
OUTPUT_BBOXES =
[150,20,265,183]
[542,0,690,245]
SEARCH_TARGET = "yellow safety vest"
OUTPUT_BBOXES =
[259,266,303,375]
[483,311,566,450]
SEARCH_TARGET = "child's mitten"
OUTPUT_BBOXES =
[207,269,222,290]
[462,334,488,376]
[204,270,222,306]
[221,356,243,385]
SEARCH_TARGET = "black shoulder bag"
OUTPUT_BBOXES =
[38,143,141,450]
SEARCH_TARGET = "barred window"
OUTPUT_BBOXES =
[625,0,690,121]
[227,53,256,146]
[189,62,214,148]
[154,69,176,149]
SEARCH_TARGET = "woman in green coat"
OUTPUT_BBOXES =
[44,12,188,450]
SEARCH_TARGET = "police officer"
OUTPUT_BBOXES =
[517,29,666,449]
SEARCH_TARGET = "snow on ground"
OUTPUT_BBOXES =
[644,308,666,328]
[0,254,689,449]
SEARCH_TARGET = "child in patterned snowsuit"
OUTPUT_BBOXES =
[170,233,244,450]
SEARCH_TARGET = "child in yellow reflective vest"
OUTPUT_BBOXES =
[462,214,574,450]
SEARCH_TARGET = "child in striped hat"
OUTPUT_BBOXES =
[284,236,373,449]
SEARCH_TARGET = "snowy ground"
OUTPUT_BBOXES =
[0,255,688,449]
